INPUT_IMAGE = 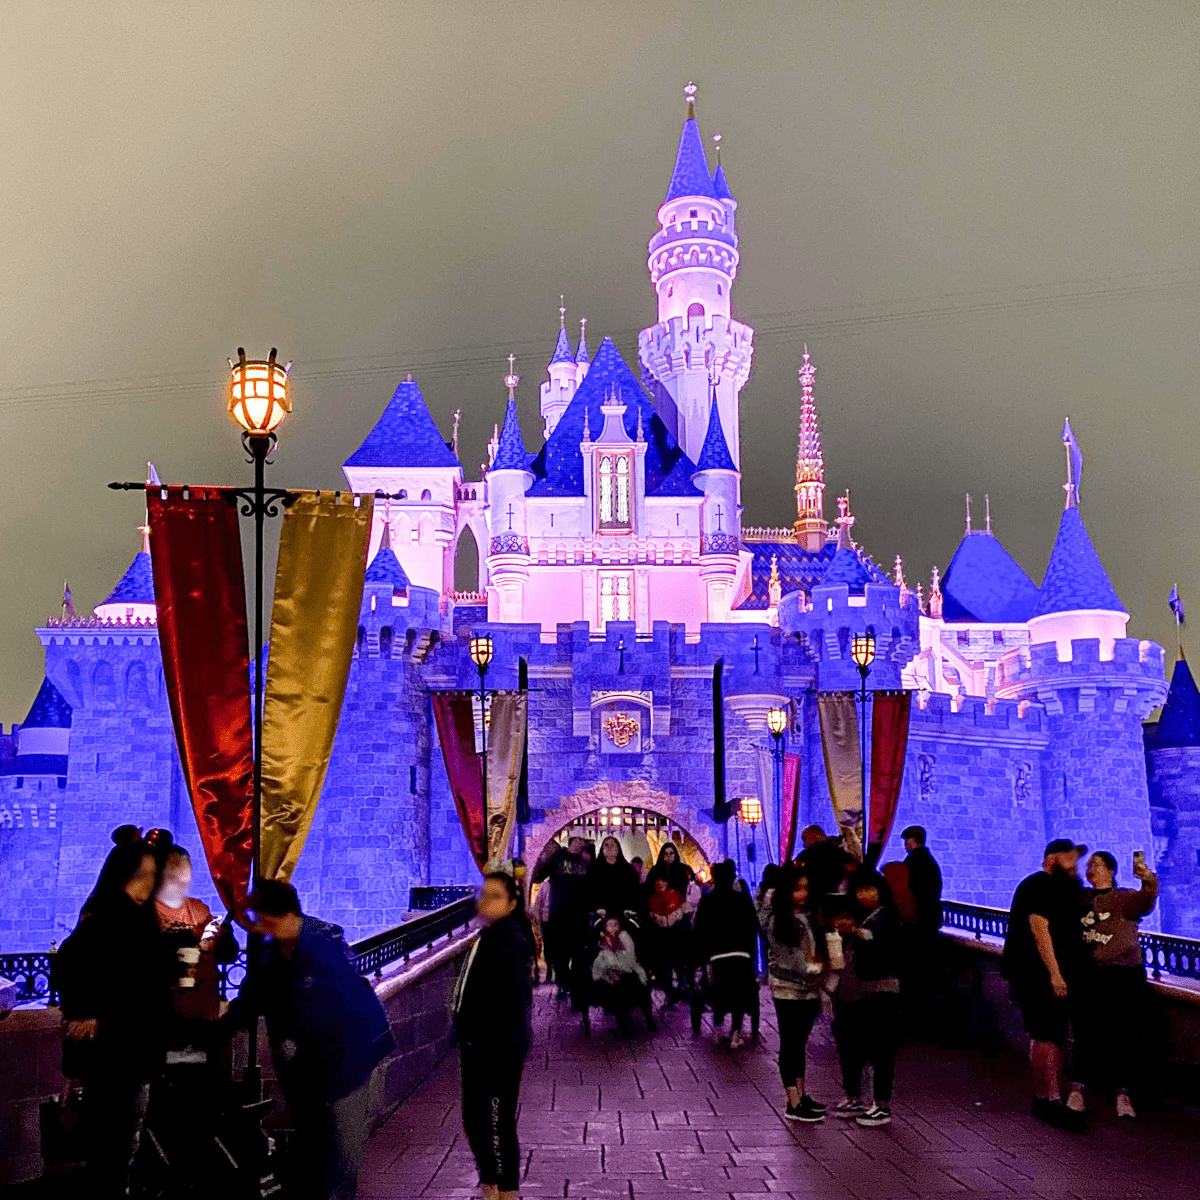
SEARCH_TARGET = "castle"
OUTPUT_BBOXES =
[3,90,1196,947]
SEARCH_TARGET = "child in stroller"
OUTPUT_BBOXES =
[579,911,657,1036]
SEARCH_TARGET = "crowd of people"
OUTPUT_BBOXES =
[55,824,395,1200]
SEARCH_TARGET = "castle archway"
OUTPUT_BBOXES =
[526,781,718,878]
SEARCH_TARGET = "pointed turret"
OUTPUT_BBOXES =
[0,678,72,779]
[541,306,580,438]
[576,317,590,372]
[343,375,460,471]
[711,132,737,236]
[492,396,531,473]
[94,531,156,623]
[941,509,1040,623]
[1028,503,1128,659]
[364,521,411,595]
[663,84,718,203]
[793,347,826,551]
[693,396,737,475]
[1152,657,1200,748]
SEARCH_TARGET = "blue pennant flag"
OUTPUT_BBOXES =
[1062,418,1083,504]
[1169,585,1185,626]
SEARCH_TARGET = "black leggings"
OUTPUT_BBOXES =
[833,994,901,1104]
[1072,965,1150,1090]
[773,997,821,1087]
[461,1047,525,1191]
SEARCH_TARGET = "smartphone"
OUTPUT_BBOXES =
[1133,850,1145,869]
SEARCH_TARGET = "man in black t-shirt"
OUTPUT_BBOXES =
[1002,839,1087,1130]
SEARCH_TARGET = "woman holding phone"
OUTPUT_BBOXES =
[1069,850,1158,1119]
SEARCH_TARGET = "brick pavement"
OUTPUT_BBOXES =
[361,984,1195,1200]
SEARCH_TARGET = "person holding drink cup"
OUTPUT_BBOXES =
[154,845,226,1024]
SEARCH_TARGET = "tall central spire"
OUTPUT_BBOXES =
[793,347,826,551]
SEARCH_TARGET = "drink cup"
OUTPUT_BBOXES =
[826,931,845,970]
[177,947,200,966]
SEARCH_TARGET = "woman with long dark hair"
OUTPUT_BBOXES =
[58,827,175,1197]
[585,836,643,921]
[758,864,831,1122]
[694,859,759,1048]
[645,843,691,1004]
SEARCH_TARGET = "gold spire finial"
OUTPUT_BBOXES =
[684,80,697,119]
[559,295,566,329]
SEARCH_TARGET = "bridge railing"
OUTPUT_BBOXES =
[0,950,58,1006]
[941,900,1200,982]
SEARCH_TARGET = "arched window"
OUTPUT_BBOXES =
[598,454,632,531]
[687,302,705,322]
[420,488,432,501]
[599,571,633,624]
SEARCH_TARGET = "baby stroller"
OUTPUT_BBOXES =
[573,909,657,1038]
[690,956,761,1040]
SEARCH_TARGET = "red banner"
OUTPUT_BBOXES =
[148,487,254,911]
[780,751,801,863]
[867,692,912,866]
[431,692,487,871]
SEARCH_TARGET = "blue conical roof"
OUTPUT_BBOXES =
[713,163,734,201]
[693,400,736,474]
[550,327,574,366]
[576,330,589,364]
[941,534,1040,623]
[364,541,410,591]
[1030,507,1124,617]
[664,118,718,203]
[492,398,530,472]
[527,337,699,499]
[1154,657,1200,748]
[344,377,461,470]
[100,551,155,608]
[22,678,72,729]
[820,547,875,594]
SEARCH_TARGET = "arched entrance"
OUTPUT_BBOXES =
[526,781,718,877]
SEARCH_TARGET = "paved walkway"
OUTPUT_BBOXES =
[361,984,1195,1200]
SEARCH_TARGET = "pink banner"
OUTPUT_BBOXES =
[867,692,912,866]
[781,752,801,863]
[431,692,487,872]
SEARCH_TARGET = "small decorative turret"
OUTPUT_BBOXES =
[541,300,579,438]
[576,317,590,379]
[793,347,826,551]
[767,554,782,608]
[487,360,534,622]
[928,565,943,619]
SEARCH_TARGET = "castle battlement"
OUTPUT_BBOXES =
[637,313,754,388]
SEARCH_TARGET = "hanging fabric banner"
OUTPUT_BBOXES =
[780,751,801,863]
[752,746,779,865]
[147,486,254,912]
[516,657,531,824]
[485,691,528,868]
[866,691,913,866]
[259,491,373,882]
[432,692,487,871]
[817,692,864,860]
[712,659,730,822]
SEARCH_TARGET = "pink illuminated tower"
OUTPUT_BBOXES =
[793,347,826,552]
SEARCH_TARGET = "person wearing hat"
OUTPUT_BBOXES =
[1001,839,1089,1131]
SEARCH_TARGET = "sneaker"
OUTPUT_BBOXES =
[1116,1092,1137,1120]
[784,1095,826,1123]
[804,1096,828,1112]
[729,1030,746,1050]
[1066,1087,1086,1114]
[834,1098,866,1119]
[855,1104,892,1128]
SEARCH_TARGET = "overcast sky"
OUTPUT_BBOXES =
[1,2,1198,720]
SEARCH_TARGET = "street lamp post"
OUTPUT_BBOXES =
[737,797,763,886]
[850,629,876,857]
[767,706,786,865]
[469,634,495,831]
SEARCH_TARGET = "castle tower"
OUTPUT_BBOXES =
[576,318,590,381]
[692,393,741,621]
[342,374,463,595]
[1146,656,1200,933]
[638,83,753,471]
[996,459,1165,886]
[93,523,156,624]
[486,361,534,622]
[540,304,579,439]
[793,348,826,551]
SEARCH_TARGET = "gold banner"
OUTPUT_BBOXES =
[485,691,528,869]
[260,491,374,881]
[817,691,864,860]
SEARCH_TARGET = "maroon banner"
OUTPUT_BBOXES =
[148,487,254,912]
[866,692,913,866]
[431,692,487,871]
[780,752,801,863]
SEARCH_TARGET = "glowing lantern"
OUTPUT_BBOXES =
[738,797,763,825]
[228,348,291,436]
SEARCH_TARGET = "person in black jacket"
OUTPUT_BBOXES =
[901,826,943,933]
[585,837,643,922]
[453,872,534,1200]
[693,859,759,1048]
[58,828,175,1198]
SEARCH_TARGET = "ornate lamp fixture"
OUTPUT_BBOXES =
[228,348,291,437]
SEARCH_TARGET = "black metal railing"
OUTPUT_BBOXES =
[409,884,476,911]
[0,949,58,1005]
[351,895,476,978]
[941,900,1200,982]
